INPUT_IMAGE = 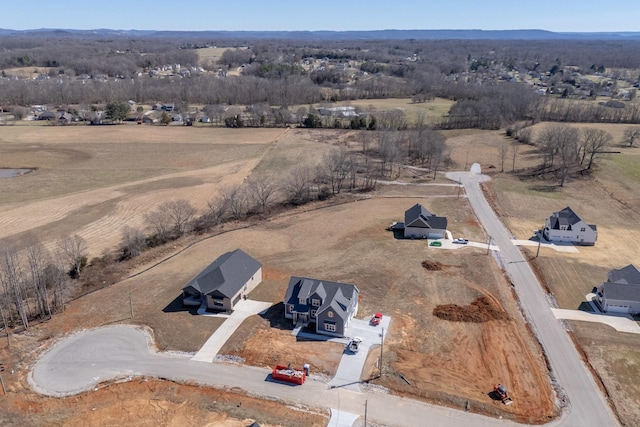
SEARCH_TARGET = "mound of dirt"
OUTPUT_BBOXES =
[422,260,445,271]
[433,297,509,322]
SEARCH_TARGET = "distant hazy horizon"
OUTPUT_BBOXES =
[2,0,639,33]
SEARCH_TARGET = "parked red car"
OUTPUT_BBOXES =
[370,312,383,326]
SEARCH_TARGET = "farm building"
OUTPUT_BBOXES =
[403,203,448,239]
[542,207,597,245]
[596,264,640,314]
[284,276,359,337]
[182,249,262,312]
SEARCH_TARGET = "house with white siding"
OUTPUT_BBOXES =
[542,207,597,245]
[596,264,640,314]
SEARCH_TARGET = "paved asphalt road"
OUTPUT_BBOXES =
[30,325,527,427]
[447,171,618,427]
[29,171,619,426]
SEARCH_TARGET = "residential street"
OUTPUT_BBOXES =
[446,171,619,427]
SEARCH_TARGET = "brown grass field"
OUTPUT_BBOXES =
[1,121,639,425]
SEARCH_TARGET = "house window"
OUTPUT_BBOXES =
[580,227,586,232]
[324,323,336,332]
[560,225,568,231]
[310,309,317,318]
[327,311,334,318]
[299,297,306,304]
[287,305,293,313]
[312,298,320,307]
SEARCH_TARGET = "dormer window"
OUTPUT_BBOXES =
[299,297,306,304]
[327,311,334,318]
[312,298,320,307]
[560,225,568,231]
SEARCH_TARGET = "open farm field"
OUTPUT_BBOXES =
[0,126,288,256]
[483,122,640,426]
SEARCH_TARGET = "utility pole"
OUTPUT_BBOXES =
[536,231,542,258]
[364,399,368,427]
[129,293,134,319]
[486,236,492,255]
[457,180,462,199]
[379,327,384,377]
[0,363,5,395]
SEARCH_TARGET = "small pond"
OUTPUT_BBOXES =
[0,168,34,178]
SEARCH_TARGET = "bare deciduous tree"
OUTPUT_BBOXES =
[247,177,277,213]
[0,242,28,329]
[145,208,173,243]
[623,126,640,147]
[320,148,351,195]
[220,184,248,220]
[120,225,147,259]
[498,141,509,172]
[511,143,520,172]
[580,128,612,170]
[24,235,52,319]
[164,199,196,235]
[57,234,88,279]
[284,163,315,205]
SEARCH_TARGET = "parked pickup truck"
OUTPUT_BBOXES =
[272,365,306,385]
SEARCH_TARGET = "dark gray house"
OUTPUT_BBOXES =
[596,264,640,314]
[404,203,448,239]
[284,277,359,337]
[182,249,262,312]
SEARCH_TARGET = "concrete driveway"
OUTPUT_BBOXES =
[192,299,272,362]
[328,315,391,391]
[551,308,640,334]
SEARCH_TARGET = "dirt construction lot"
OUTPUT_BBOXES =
[6,124,627,425]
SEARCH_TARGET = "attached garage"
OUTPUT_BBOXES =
[403,203,448,239]
[598,264,640,315]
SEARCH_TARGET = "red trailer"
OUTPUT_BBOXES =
[272,365,306,385]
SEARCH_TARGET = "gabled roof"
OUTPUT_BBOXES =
[603,282,640,302]
[608,264,640,285]
[547,207,593,231]
[404,203,448,230]
[284,276,359,321]
[182,249,261,299]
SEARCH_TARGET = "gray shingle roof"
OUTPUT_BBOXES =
[284,276,358,322]
[182,249,261,298]
[608,264,640,285]
[404,203,448,230]
[603,282,640,302]
[548,207,594,231]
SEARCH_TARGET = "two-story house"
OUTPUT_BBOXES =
[283,276,359,337]
[542,207,597,245]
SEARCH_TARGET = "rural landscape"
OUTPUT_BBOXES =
[0,27,639,427]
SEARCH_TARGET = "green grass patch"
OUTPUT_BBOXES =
[493,178,568,200]
[607,154,640,183]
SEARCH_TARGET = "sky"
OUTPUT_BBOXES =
[2,0,640,33]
